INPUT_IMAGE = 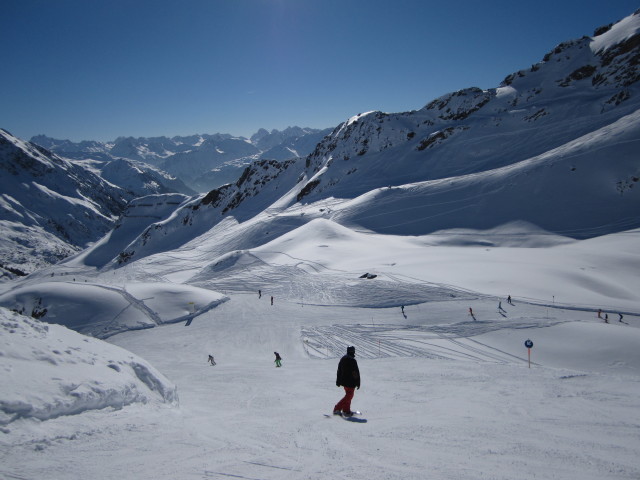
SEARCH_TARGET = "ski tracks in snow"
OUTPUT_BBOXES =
[302,321,543,365]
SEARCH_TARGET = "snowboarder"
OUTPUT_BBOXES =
[333,346,360,417]
[274,352,282,367]
[507,295,513,305]
[208,354,216,366]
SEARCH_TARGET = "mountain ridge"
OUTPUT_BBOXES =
[3,9,640,277]
[93,9,640,268]
[31,126,332,193]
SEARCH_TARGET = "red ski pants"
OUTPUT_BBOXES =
[334,387,355,412]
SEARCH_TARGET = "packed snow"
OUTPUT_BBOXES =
[1,218,639,480]
[0,309,177,428]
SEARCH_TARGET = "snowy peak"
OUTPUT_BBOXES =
[502,9,640,93]
[591,8,640,54]
[590,10,640,90]
[250,126,321,151]
[1,129,73,174]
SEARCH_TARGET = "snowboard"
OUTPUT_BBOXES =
[324,411,362,418]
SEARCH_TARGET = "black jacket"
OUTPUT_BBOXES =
[336,354,360,389]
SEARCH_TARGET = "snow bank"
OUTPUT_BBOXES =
[0,307,177,429]
[0,281,227,338]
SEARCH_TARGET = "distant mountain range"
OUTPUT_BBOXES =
[31,126,332,192]
[1,8,639,280]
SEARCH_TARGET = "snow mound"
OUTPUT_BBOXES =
[0,281,227,338]
[201,250,267,275]
[422,221,576,248]
[0,308,178,429]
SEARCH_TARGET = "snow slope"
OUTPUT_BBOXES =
[0,308,177,429]
[1,215,640,479]
[0,238,640,480]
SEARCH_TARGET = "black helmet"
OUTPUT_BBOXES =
[347,345,355,356]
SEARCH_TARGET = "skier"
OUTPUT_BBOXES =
[271,296,274,306]
[258,289,262,299]
[333,346,360,417]
[597,309,602,319]
[619,313,624,322]
[274,351,282,367]
[208,354,216,366]
[605,313,609,323]
[507,295,513,305]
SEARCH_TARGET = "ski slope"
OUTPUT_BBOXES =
[2,221,640,480]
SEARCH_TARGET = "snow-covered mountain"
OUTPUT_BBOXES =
[6,10,639,278]
[305,10,637,220]
[32,127,330,192]
[97,158,195,197]
[72,9,640,271]
[0,130,198,280]
[0,129,131,279]
[158,134,261,190]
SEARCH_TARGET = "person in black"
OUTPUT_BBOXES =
[333,346,360,416]
[274,351,282,367]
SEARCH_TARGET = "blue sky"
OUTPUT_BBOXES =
[1,0,638,142]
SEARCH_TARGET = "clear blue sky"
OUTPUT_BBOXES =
[1,0,638,142]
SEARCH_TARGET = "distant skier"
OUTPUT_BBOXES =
[258,289,262,298]
[469,307,476,320]
[597,309,602,319]
[605,313,609,323]
[208,354,216,366]
[333,346,360,417]
[619,313,624,322]
[401,305,405,314]
[271,296,274,306]
[507,295,513,305]
[274,352,282,367]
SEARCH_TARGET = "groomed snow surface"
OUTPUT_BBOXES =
[1,223,640,480]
